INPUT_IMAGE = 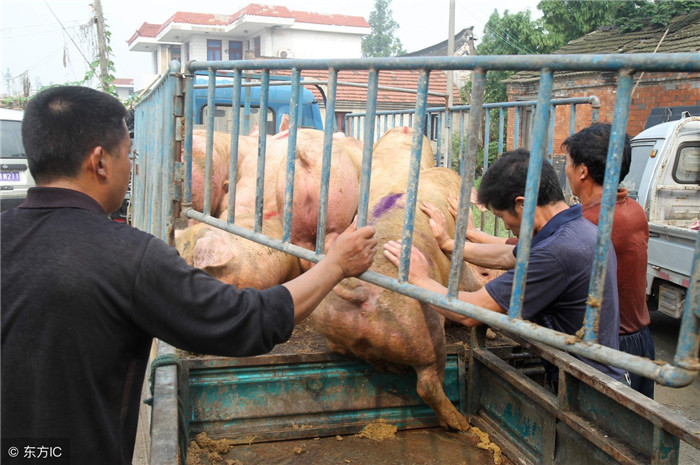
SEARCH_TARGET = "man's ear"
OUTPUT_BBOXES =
[577,163,589,181]
[85,146,108,180]
[514,196,525,210]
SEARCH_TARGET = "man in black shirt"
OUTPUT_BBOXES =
[1,86,377,464]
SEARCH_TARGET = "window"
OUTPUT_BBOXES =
[672,143,700,184]
[207,40,222,61]
[622,142,655,201]
[228,41,243,61]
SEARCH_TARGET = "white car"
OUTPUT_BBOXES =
[0,108,34,211]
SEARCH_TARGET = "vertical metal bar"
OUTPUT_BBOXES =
[448,68,485,297]
[484,109,491,171]
[316,68,338,255]
[254,70,270,233]
[357,69,379,228]
[436,112,443,167]
[547,104,555,162]
[243,74,252,136]
[514,107,521,149]
[282,69,301,242]
[204,69,216,216]
[508,69,553,319]
[569,103,577,136]
[582,71,634,343]
[459,111,466,174]
[445,110,453,169]
[225,70,243,223]
[498,107,505,156]
[398,69,430,283]
[375,113,381,145]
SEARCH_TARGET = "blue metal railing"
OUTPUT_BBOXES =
[133,54,700,388]
[345,95,601,170]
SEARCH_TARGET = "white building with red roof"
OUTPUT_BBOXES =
[127,3,370,81]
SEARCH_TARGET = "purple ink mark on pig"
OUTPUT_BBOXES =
[371,193,405,223]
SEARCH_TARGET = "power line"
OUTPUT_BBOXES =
[456,1,538,54]
[3,25,81,40]
[43,0,94,70]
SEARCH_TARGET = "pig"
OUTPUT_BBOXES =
[274,129,362,271]
[311,166,484,432]
[187,130,233,218]
[220,131,289,218]
[175,212,301,289]
[367,126,435,208]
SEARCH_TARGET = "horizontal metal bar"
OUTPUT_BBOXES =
[188,53,700,73]
[347,96,601,118]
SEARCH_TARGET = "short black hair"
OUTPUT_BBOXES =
[477,148,564,213]
[22,86,128,184]
[562,123,632,185]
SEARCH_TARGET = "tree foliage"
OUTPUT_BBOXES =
[475,9,558,103]
[538,0,619,46]
[362,0,405,57]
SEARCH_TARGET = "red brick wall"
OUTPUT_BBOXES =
[505,72,700,157]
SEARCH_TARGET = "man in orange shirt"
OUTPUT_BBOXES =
[563,123,654,397]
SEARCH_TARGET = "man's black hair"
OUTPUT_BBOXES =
[562,123,632,185]
[22,86,128,184]
[477,148,565,213]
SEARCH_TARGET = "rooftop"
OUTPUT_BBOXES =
[506,9,700,84]
[128,3,370,47]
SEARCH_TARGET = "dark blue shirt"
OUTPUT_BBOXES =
[485,205,624,380]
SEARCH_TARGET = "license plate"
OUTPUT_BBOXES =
[0,172,20,182]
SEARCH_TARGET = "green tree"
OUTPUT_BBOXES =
[362,0,405,57]
[475,9,557,103]
[538,0,620,46]
[614,0,700,32]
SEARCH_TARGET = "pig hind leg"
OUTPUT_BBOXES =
[414,365,470,431]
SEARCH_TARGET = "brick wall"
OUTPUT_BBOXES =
[505,72,700,157]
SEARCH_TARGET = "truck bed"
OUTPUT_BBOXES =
[187,426,511,465]
[177,322,517,465]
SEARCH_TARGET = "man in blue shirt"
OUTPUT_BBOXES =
[384,149,625,382]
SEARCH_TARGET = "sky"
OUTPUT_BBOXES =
[0,0,541,95]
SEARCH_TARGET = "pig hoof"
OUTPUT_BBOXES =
[440,414,470,432]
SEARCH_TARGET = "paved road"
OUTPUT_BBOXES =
[650,311,700,465]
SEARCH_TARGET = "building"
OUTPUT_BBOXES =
[504,10,700,156]
[127,4,464,136]
[127,3,370,89]
[113,78,135,101]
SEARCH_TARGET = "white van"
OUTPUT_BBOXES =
[0,109,35,211]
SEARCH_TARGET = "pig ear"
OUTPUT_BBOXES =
[193,230,236,269]
[279,113,289,132]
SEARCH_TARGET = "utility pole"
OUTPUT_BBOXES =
[447,0,455,109]
[93,0,110,91]
[444,0,455,168]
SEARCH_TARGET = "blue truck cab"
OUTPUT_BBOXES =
[192,73,324,135]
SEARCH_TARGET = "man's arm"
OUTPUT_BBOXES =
[283,220,377,324]
[421,201,516,269]
[383,240,505,327]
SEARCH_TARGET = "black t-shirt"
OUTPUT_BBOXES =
[1,187,294,464]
